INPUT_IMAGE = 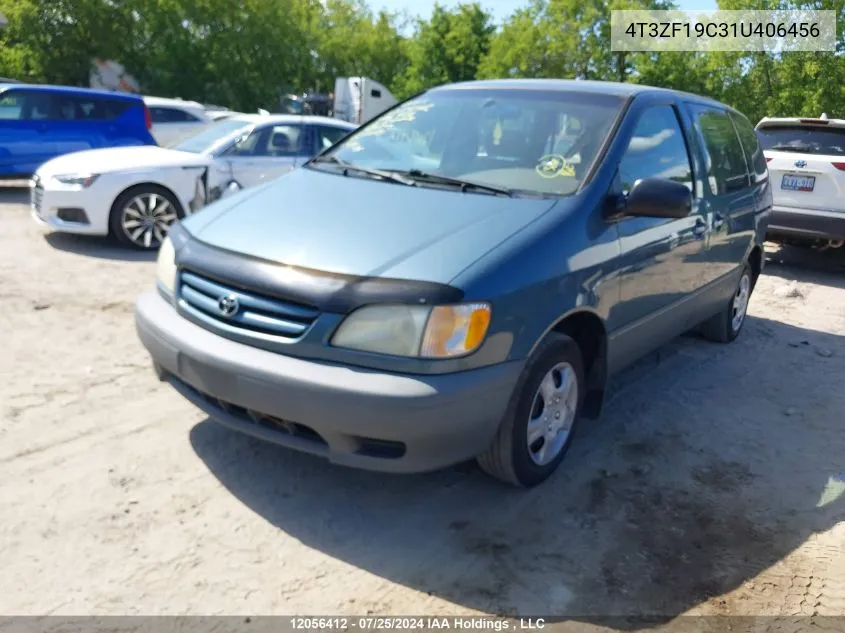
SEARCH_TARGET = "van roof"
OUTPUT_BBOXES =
[0,83,142,101]
[435,79,728,109]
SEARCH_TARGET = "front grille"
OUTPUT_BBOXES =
[178,270,319,339]
[31,178,43,216]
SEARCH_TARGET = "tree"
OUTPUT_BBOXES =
[397,2,495,98]
[479,0,672,81]
[0,0,136,85]
[313,0,408,95]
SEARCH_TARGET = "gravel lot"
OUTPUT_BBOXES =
[1,187,844,624]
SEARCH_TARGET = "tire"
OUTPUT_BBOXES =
[477,333,585,487]
[109,185,184,250]
[700,262,753,343]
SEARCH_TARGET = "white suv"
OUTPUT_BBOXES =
[143,96,211,147]
[756,114,845,248]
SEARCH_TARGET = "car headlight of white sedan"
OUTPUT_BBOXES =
[331,302,492,358]
[53,173,100,187]
[156,236,178,295]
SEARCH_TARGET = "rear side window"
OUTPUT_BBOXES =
[0,90,132,121]
[618,104,694,194]
[688,104,749,195]
[150,107,201,123]
[757,125,845,156]
[53,94,131,120]
[730,112,768,185]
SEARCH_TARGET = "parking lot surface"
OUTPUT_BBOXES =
[1,188,844,621]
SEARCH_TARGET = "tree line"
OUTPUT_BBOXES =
[1,0,844,125]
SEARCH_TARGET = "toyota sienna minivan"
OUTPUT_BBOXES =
[135,79,771,487]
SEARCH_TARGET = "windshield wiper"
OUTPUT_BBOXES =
[309,155,415,186]
[398,169,514,197]
[768,144,816,154]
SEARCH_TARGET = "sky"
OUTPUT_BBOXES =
[370,0,719,25]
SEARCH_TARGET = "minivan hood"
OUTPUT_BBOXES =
[181,167,558,284]
[36,146,211,178]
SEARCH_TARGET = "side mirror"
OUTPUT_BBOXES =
[611,178,693,220]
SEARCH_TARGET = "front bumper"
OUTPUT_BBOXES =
[135,291,523,473]
[30,179,109,236]
[767,206,845,242]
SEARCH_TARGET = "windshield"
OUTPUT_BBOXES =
[313,88,625,196]
[173,119,252,153]
[757,125,845,156]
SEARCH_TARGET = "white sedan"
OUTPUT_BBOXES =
[31,114,356,249]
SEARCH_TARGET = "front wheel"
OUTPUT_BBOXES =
[109,185,183,250]
[477,333,585,487]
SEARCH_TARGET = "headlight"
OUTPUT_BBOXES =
[331,302,492,358]
[156,236,177,294]
[53,173,99,187]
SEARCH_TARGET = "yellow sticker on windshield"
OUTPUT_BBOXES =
[536,154,574,179]
[493,119,503,146]
[558,163,576,177]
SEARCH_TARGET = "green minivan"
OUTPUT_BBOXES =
[136,79,771,487]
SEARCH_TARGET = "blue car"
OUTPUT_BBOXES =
[0,84,156,178]
[135,79,771,487]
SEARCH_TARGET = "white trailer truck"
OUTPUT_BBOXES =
[332,77,398,125]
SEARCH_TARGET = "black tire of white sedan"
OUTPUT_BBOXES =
[700,262,754,343]
[109,185,183,250]
[478,333,585,487]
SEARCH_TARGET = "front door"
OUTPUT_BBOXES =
[608,103,709,373]
[225,123,304,188]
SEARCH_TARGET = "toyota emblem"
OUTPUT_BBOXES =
[217,293,240,318]
[794,160,807,168]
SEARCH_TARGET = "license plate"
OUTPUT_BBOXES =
[781,174,815,192]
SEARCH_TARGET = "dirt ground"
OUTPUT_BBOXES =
[1,187,844,625]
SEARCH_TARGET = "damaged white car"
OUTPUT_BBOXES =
[31,114,356,249]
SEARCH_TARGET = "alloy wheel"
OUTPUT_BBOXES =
[121,193,178,249]
[526,362,579,466]
[732,272,751,332]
